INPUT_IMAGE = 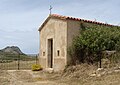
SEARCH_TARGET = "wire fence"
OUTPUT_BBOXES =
[0,54,38,70]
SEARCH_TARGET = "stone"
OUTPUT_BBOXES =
[44,68,54,73]
[97,68,103,71]
[90,73,96,77]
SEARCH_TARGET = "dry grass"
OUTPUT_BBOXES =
[0,60,36,70]
[0,64,120,85]
[46,64,120,85]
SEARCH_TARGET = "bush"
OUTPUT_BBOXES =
[32,64,42,71]
[69,25,120,65]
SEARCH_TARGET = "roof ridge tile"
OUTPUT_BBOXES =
[51,14,116,27]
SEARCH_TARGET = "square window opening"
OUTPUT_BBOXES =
[57,50,60,56]
[43,52,45,56]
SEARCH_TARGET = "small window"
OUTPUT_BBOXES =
[43,52,45,56]
[57,50,60,56]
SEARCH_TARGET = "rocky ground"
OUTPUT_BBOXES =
[0,64,120,85]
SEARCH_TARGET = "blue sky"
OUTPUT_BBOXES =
[0,0,120,54]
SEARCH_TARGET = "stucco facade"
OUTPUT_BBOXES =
[39,17,67,71]
[38,14,114,71]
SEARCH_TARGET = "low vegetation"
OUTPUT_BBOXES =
[0,53,36,63]
[32,64,43,71]
[69,25,120,65]
[0,60,36,70]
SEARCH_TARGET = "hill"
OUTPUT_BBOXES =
[1,46,24,55]
[0,46,33,61]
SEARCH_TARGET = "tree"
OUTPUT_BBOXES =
[68,25,120,65]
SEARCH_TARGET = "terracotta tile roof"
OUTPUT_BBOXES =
[39,14,118,31]
[51,14,115,27]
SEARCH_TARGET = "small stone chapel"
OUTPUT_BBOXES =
[38,14,114,71]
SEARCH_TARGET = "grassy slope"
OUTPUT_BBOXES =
[63,72,120,85]
[0,51,36,60]
[49,64,120,85]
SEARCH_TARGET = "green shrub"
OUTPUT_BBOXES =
[69,25,120,65]
[32,64,42,71]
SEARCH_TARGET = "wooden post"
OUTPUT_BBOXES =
[99,54,102,68]
[36,55,37,65]
[18,54,20,70]
[99,51,102,68]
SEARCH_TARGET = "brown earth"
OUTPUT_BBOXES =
[0,64,120,85]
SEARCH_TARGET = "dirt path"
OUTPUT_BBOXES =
[0,70,67,85]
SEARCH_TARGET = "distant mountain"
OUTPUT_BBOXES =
[1,46,24,55]
[0,46,36,62]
